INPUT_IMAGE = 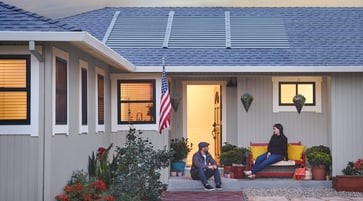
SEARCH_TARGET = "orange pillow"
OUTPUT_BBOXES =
[288,144,305,161]
[250,145,267,160]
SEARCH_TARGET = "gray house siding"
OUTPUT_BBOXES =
[331,73,363,176]
[237,76,331,148]
[0,136,40,201]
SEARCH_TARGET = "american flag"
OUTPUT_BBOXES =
[159,61,171,134]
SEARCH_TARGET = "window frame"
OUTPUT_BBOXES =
[79,59,88,134]
[117,79,156,125]
[272,77,322,113]
[0,55,31,125]
[52,47,69,135]
[95,67,105,133]
[278,82,316,106]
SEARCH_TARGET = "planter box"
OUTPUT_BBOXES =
[332,175,363,192]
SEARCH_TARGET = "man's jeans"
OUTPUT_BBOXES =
[252,152,284,174]
[190,167,222,186]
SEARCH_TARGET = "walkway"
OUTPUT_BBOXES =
[162,177,363,201]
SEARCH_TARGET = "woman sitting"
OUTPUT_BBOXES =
[244,123,288,179]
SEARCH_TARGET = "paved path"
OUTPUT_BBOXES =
[161,191,245,201]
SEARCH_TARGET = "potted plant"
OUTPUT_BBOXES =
[170,138,192,176]
[220,143,248,179]
[220,143,237,177]
[293,94,306,114]
[240,93,254,112]
[333,158,363,192]
[306,145,332,180]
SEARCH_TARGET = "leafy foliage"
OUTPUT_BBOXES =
[220,143,249,166]
[342,159,363,176]
[306,145,332,167]
[88,144,113,185]
[170,137,192,161]
[110,128,173,201]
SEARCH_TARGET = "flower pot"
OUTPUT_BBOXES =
[312,166,326,180]
[223,165,234,178]
[332,175,363,192]
[171,161,186,176]
[232,165,245,179]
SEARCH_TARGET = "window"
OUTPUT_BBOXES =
[279,82,315,106]
[97,74,104,125]
[52,47,69,135]
[0,55,30,124]
[79,60,88,134]
[55,57,68,125]
[118,80,156,124]
[272,77,322,113]
[81,68,88,125]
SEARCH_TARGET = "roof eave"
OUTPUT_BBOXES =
[0,31,136,72]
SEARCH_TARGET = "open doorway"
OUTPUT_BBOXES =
[186,85,222,166]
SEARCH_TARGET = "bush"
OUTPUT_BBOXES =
[110,128,173,201]
[220,143,248,166]
[170,138,192,161]
[306,145,332,168]
[342,158,363,176]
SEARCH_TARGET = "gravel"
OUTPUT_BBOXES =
[243,188,363,201]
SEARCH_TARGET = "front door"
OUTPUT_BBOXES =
[186,85,222,166]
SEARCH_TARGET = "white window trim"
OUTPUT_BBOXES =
[110,73,161,132]
[95,67,105,133]
[52,47,69,135]
[272,76,322,113]
[79,60,89,134]
[0,46,40,136]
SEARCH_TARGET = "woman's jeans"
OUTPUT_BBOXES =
[252,152,284,174]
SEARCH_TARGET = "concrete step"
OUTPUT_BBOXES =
[167,176,332,192]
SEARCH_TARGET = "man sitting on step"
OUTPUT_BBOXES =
[190,142,222,191]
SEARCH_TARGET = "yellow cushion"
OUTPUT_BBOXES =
[250,146,267,160]
[288,144,305,161]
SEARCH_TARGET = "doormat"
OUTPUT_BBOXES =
[161,191,245,201]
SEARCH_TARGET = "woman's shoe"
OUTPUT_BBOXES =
[244,170,252,176]
[248,174,256,180]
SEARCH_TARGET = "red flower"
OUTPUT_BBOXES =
[70,183,83,193]
[354,159,363,170]
[91,180,107,192]
[101,195,115,201]
[97,147,107,158]
[64,185,71,193]
[55,194,69,201]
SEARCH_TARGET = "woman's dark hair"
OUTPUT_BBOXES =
[273,123,284,136]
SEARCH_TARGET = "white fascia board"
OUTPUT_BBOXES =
[135,65,363,73]
[0,31,136,72]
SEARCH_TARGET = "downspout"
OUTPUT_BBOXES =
[29,41,46,200]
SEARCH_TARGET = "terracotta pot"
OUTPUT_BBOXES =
[312,166,326,180]
[232,165,245,179]
[333,175,363,192]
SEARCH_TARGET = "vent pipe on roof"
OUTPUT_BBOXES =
[102,11,121,44]
[162,11,174,48]
[225,11,231,49]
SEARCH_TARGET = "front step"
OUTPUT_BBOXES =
[167,176,332,192]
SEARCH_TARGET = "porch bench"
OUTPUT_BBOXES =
[248,141,306,178]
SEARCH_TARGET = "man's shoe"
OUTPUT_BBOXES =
[204,184,215,191]
[215,184,223,191]
[244,170,252,176]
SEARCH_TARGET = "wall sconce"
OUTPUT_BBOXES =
[227,79,237,87]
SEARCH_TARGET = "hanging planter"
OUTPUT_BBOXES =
[170,97,180,112]
[293,94,306,114]
[240,93,254,112]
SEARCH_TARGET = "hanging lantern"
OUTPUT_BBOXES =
[293,94,306,114]
[240,93,254,112]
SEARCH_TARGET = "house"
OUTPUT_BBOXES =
[1,1,363,200]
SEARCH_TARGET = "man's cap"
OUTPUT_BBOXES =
[198,142,209,150]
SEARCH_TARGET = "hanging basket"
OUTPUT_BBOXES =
[240,93,254,112]
[293,94,306,114]
[170,97,180,112]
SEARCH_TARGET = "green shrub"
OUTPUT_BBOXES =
[170,138,192,161]
[110,128,173,201]
[306,145,332,168]
[220,143,249,166]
